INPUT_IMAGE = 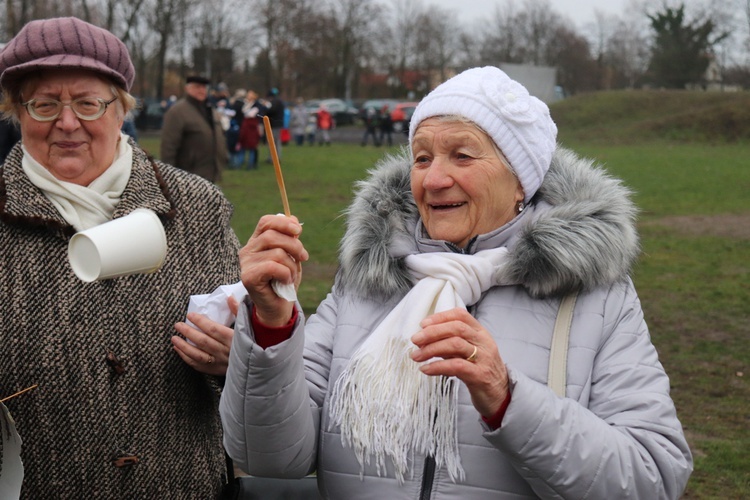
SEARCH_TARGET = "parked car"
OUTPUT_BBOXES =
[390,101,419,133]
[359,99,400,123]
[305,98,359,125]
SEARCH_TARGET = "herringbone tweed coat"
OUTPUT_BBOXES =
[0,140,240,499]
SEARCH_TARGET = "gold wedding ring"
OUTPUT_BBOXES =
[207,355,215,364]
[466,345,478,363]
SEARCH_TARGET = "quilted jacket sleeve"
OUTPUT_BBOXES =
[220,292,339,477]
[486,281,693,499]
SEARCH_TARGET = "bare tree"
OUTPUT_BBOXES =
[475,0,564,67]
[106,0,149,44]
[3,0,78,38]
[548,24,598,94]
[326,0,383,98]
[188,0,257,85]
[4,0,748,102]
[604,7,651,88]
[518,0,560,65]
[478,0,524,64]
[588,10,613,68]
[412,7,459,86]
[146,0,195,99]
[386,0,423,85]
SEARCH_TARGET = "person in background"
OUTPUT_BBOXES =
[281,104,291,145]
[305,110,318,145]
[379,104,394,146]
[230,89,247,118]
[237,90,263,170]
[316,104,333,146]
[227,89,247,168]
[160,74,229,183]
[218,66,692,498]
[216,98,235,132]
[210,81,230,108]
[0,17,241,498]
[164,94,177,110]
[290,97,308,146]
[361,105,380,146]
[263,87,285,160]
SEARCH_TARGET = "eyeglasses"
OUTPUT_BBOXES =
[21,96,118,122]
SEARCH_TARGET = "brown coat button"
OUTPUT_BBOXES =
[105,350,127,375]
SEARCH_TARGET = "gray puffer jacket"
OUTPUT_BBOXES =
[221,147,693,499]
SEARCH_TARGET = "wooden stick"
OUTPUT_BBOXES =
[263,115,291,217]
[1,384,38,403]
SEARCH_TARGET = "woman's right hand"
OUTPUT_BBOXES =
[239,214,308,327]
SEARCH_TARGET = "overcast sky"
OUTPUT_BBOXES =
[428,0,630,29]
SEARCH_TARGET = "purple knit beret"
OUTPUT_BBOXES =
[0,17,135,91]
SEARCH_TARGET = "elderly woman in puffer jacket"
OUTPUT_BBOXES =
[218,67,693,499]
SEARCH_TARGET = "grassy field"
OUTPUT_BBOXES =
[139,90,749,498]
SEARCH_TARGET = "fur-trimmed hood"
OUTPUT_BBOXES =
[337,146,639,299]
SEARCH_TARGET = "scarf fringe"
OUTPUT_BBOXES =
[329,336,465,483]
[328,250,510,484]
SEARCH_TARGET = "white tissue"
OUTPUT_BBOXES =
[271,280,298,302]
[269,213,299,302]
[0,403,24,499]
[186,281,248,329]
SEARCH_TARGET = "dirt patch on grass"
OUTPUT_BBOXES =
[644,213,750,240]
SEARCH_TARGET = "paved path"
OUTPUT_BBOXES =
[328,125,408,146]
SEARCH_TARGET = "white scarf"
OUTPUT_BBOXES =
[22,133,133,231]
[329,247,511,483]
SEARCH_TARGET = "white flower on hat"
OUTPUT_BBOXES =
[480,78,536,124]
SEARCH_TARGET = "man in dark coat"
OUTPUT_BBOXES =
[160,75,229,183]
[262,87,285,161]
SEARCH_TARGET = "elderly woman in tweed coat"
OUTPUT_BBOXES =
[0,17,240,498]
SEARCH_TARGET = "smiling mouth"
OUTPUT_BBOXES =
[54,141,84,149]
[430,202,465,210]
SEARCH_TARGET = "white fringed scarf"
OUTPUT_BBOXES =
[328,247,511,483]
[21,133,133,231]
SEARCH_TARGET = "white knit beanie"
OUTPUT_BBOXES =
[409,66,557,203]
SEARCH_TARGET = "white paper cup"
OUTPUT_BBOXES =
[68,209,167,282]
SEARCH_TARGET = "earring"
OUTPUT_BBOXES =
[517,201,525,213]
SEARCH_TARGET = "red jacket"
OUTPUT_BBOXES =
[317,109,333,130]
[239,116,260,149]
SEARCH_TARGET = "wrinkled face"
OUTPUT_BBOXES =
[410,117,524,248]
[19,69,123,186]
[185,82,208,101]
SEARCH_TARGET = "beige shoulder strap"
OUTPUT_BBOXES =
[547,291,579,397]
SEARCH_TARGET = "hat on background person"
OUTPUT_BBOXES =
[0,17,135,91]
[186,75,211,85]
[408,66,558,203]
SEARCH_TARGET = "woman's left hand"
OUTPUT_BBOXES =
[171,296,239,376]
[410,307,509,418]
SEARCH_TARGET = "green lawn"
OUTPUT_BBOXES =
[565,142,750,499]
[139,101,749,497]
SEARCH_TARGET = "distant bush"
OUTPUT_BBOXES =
[551,90,750,145]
